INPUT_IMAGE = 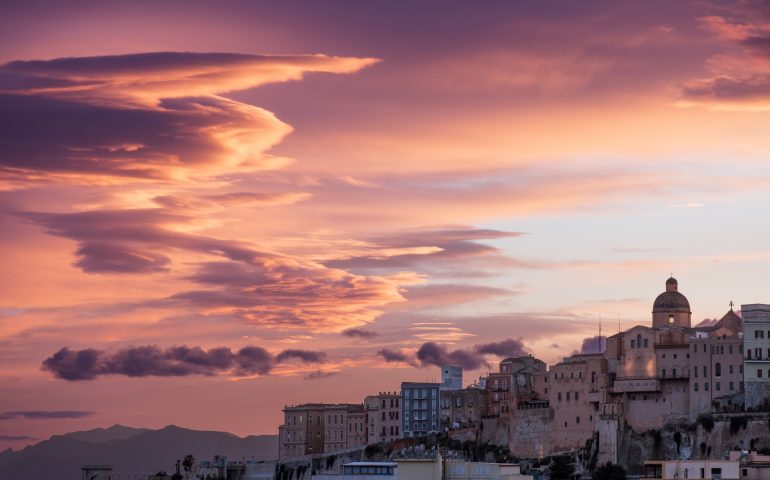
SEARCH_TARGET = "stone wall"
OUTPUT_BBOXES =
[510,408,552,458]
[745,383,770,409]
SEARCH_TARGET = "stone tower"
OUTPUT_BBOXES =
[652,277,691,328]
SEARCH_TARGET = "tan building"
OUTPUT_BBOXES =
[278,403,363,459]
[324,404,350,453]
[689,309,744,414]
[346,405,366,449]
[486,356,546,416]
[364,391,401,444]
[548,353,606,450]
[440,385,488,429]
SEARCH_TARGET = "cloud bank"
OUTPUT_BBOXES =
[42,344,327,381]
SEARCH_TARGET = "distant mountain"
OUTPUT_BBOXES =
[65,424,150,443]
[0,424,277,480]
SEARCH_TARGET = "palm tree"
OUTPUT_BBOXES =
[182,454,195,480]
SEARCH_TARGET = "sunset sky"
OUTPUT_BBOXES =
[2,0,770,450]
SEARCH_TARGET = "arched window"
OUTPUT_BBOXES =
[715,363,721,377]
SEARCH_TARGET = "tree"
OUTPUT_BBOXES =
[550,455,575,480]
[182,454,195,479]
[593,462,627,480]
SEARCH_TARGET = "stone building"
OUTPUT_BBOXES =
[279,403,326,459]
[278,403,363,459]
[440,385,488,429]
[547,353,606,450]
[486,356,546,416]
[401,382,440,438]
[346,405,366,449]
[364,391,401,445]
[742,304,770,409]
[689,309,744,414]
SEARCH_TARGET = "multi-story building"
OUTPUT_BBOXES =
[279,403,363,459]
[324,404,350,453]
[346,405,366,449]
[485,356,546,416]
[401,382,440,438]
[742,304,770,409]
[279,403,326,459]
[548,352,606,450]
[364,392,401,444]
[689,309,744,414]
[440,385,488,429]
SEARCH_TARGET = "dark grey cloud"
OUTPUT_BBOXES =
[275,349,327,364]
[0,410,94,420]
[42,345,275,381]
[579,335,606,354]
[400,337,532,371]
[416,342,489,370]
[473,338,527,358]
[377,348,412,364]
[74,243,171,273]
[342,328,379,339]
[304,370,338,380]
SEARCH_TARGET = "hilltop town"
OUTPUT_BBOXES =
[278,277,770,470]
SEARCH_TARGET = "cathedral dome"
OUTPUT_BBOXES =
[652,277,691,312]
[652,276,692,328]
[652,291,691,311]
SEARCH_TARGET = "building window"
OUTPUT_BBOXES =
[716,382,721,391]
[730,382,734,390]
[673,368,677,377]
[558,392,562,401]
[576,416,580,424]
[740,364,743,374]
[703,366,707,377]
[695,367,698,378]
[631,340,635,348]
[694,383,698,391]
[715,363,721,377]
[661,368,666,378]
[567,392,571,401]
[748,350,753,360]
[644,339,649,348]
[705,382,709,391]
[730,365,734,374]
[759,369,764,378]
[757,348,763,360]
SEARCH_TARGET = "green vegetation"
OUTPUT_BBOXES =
[593,463,627,480]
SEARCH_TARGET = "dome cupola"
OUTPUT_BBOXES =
[652,276,692,328]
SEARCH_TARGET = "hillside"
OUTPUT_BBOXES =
[0,424,277,480]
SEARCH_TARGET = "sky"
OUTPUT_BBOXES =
[2,0,770,450]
